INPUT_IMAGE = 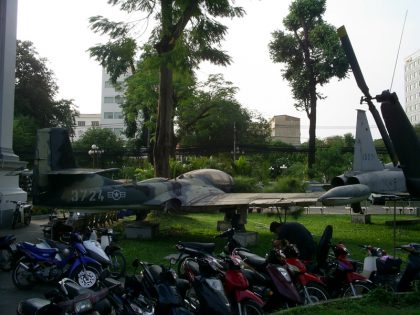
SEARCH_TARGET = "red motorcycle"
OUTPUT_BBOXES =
[232,248,303,312]
[324,243,374,297]
[276,240,330,304]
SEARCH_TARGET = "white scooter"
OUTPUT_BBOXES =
[360,244,402,291]
[84,228,126,279]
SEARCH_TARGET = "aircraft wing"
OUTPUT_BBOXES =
[183,192,324,208]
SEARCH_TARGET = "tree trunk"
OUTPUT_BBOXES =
[154,63,174,178]
[308,97,317,178]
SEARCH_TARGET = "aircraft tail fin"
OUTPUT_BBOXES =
[352,110,383,172]
[33,128,76,205]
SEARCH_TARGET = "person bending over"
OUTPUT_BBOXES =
[269,221,316,261]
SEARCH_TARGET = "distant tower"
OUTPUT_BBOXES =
[269,115,301,145]
[404,49,420,124]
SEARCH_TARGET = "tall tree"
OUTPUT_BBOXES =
[178,74,270,147]
[14,40,79,156]
[88,0,244,177]
[268,0,349,178]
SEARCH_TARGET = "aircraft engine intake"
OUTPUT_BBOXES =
[331,175,348,187]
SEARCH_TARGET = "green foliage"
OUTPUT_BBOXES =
[178,74,270,147]
[232,156,252,176]
[88,0,246,177]
[72,128,125,168]
[134,162,155,181]
[263,176,305,193]
[284,161,307,179]
[231,176,263,193]
[314,134,354,182]
[14,40,79,157]
[13,116,38,159]
[269,0,349,175]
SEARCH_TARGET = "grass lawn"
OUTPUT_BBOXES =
[113,211,420,314]
[116,212,419,267]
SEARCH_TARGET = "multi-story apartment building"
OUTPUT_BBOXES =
[73,113,101,140]
[404,49,420,124]
[269,115,301,146]
[100,68,130,138]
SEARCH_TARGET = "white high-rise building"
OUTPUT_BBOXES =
[100,68,130,138]
[404,49,420,124]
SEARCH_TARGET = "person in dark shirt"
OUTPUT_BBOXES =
[269,221,317,261]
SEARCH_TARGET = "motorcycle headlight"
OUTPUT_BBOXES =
[74,299,93,313]
[277,266,292,282]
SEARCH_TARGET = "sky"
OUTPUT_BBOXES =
[16,0,420,142]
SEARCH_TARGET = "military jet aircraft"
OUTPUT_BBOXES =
[32,128,369,223]
[33,128,323,214]
[323,109,407,209]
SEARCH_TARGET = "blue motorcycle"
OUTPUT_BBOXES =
[12,232,102,290]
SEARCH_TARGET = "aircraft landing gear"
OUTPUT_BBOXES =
[351,202,363,214]
[222,207,248,231]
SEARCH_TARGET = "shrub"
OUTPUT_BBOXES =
[263,176,305,193]
[232,176,263,192]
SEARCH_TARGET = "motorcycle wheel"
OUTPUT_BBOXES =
[342,281,374,297]
[300,282,330,305]
[108,250,126,279]
[239,299,265,315]
[0,248,14,271]
[71,263,101,288]
[12,257,36,290]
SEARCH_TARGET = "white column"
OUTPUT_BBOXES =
[0,0,19,162]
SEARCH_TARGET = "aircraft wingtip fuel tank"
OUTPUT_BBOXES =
[317,184,371,207]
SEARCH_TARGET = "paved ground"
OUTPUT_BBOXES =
[0,216,51,314]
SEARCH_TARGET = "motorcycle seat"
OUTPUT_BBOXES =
[178,242,216,255]
[43,239,70,252]
[64,281,94,297]
[18,298,51,314]
[236,250,267,271]
[20,242,59,256]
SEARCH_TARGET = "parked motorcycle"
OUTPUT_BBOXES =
[360,244,402,291]
[176,240,264,315]
[218,254,265,315]
[10,200,32,229]
[12,232,103,290]
[320,242,374,297]
[0,234,16,271]
[177,243,232,315]
[132,258,193,315]
[233,247,303,312]
[275,240,330,305]
[85,227,126,279]
[95,270,155,315]
[17,277,114,315]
